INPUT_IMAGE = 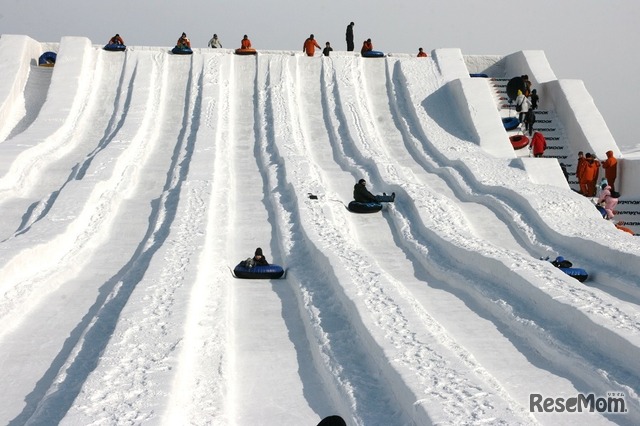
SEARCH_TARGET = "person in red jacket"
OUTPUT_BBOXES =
[109,34,124,45]
[240,34,252,49]
[361,38,373,55]
[530,132,547,157]
[303,34,321,57]
[417,47,427,57]
[601,150,618,192]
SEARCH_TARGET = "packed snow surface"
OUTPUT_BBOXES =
[0,39,639,425]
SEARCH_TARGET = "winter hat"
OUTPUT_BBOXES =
[556,256,564,263]
[358,178,366,184]
[255,247,263,256]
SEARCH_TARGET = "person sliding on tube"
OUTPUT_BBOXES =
[109,34,124,45]
[176,32,191,48]
[361,38,373,55]
[252,247,269,266]
[240,34,252,49]
[353,179,395,202]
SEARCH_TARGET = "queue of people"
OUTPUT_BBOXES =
[107,21,431,59]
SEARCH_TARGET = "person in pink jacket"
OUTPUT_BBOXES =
[597,184,618,220]
[530,132,547,157]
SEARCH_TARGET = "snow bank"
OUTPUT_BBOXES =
[0,35,42,136]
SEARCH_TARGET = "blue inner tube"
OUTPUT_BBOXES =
[469,73,489,78]
[559,267,588,282]
[172,46,193,55]
[104,43,126,51]
[362,50,384,58]
[502,116,519,130]
[233,263,285,279]
[348,201,383,213]
[38,51,57,65]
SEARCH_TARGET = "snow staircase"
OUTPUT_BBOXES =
[490,77,639,235]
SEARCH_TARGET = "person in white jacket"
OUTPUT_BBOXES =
[208,34,222,48]
[515,89,531,123]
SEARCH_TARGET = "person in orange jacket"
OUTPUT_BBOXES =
[361,38,373,55]
[176,32,191,48]
[581,153,600,197]
[417,47,427,57]
[240,34,252,49]
[303,34,321,57]
[601,150,618,192]
[530,132,547,157]
[109,34,124,45]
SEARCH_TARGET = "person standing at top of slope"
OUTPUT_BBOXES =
[109,34,124,45]
[208,33,222,48]
[601,150,618,192]
[240,34,252,49]
[417,47,427,57]
[361,38,373,55]
[176,32,191,48]
[346,22,355,51]
[353,179,395,202]
[303,34,321,57]
[323,41,333,57]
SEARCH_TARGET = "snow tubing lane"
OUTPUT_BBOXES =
[509,135,529,150]
[362,50,385,58]
[559,267,589,282]
[172,46,193,55]
[233,263,285,279]
[348,201,383,213]
[38,51,57,66]
[235,48,257,55]
[104,44,126,51]
[502,116,519,131]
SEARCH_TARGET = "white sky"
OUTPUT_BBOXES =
[2,0,639,152]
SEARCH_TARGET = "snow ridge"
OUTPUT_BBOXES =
[0,46,638,426]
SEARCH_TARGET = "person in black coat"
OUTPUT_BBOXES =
[252,247,269,265]
[530,89,539,110]
[345,22,355,51]
[353,179,395,202]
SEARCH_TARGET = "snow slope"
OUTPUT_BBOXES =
[0,36,639,425]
